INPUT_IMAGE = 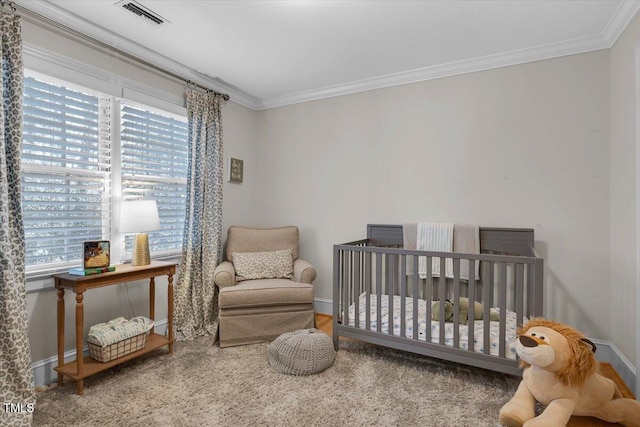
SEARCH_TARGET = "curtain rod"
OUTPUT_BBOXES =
[13,3,230,101]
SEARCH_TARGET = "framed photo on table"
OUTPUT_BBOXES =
[83,241,110,268]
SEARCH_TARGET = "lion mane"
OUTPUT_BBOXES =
[517,317,598,387]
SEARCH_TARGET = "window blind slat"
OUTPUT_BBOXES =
[26,77,98,103]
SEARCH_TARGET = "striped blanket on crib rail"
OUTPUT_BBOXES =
[417,222,453,279]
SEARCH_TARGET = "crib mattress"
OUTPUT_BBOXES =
[346,293,523,359]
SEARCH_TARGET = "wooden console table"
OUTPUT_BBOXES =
[54,261,176,395]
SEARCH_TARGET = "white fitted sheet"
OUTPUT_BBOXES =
[346,293,523,359]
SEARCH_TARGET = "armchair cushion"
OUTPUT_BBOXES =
[232,248,294,282]
[219,279,313,309]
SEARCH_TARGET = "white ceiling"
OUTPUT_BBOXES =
[15,0,640,110]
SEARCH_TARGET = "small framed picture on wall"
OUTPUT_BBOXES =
[228,157,244,183]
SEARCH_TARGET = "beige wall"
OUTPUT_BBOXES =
[256,51,612,342]
[610,11,640,373]
[23,20,259,363]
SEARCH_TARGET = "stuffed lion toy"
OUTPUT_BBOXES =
[499,318,640,427]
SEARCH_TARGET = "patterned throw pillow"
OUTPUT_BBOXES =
[232,248,294,282]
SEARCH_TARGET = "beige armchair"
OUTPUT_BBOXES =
[214,226,316,347]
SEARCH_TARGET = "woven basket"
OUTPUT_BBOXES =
[88,333,147,363]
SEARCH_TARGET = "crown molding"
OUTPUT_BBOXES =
[257,0,640,110]
[16,0,640,111]
[603,0,640,45]
[257,34,611,110]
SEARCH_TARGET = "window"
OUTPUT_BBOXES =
[120,102,188,257]
[22,75,111,269]
[21,72,187,274]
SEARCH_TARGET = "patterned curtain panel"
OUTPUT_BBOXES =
[174,89,224,341]
[0,14,35,427]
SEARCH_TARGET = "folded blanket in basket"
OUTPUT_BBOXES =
[87,316,155,347]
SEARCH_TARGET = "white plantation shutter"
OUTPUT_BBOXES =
[21,72,188,274]
[120,102,188,257]
[21,75,112,271]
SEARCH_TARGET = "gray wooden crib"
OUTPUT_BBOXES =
[332,224,544,375]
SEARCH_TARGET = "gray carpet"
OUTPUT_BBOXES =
[34,337,520,426]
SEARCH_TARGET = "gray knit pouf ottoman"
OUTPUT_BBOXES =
[268,328,336,375]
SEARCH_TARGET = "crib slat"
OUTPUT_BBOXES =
[343,250,350,328]
[488,258,495,310]
[452,258,460,349]
[468,259,476,352]
[499,262,507,358]
[376,253,382,333]
[510,261,516,313]
[365,251,371,294]
[354,249,361,330]
[400,254,407,338]
[439,257,446,345]
[483,260,491,355]
[388,254,395,336]
[365,252,372,331]
[516,263,524,328]
[532,258,544,317]
[350,251,355,308]
[413,255,419,340]
[527,262,534,317]
[425,257,433,342]
[333,246,340,349]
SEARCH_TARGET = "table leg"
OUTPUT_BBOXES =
[56,286,65,385]
[75,292,84,395]
[149,277,155,321]
[167,271,174,354]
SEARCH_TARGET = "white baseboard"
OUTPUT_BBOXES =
[32,320,167,388]
[591,338,637,396]
[314,297,332,315]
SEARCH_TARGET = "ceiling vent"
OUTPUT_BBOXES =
[115,1,167,25]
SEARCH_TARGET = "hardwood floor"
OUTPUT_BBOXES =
[315,313,332,336]
[315,313,634,426]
